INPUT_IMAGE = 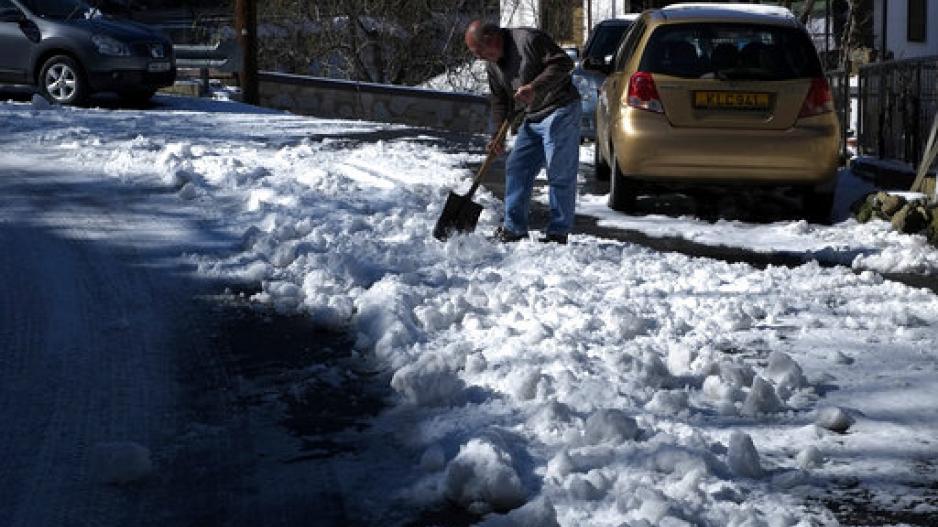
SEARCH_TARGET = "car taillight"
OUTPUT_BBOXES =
[799,77,834,118]
[625,71,664,113]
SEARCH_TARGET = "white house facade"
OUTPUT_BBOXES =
[873,0,938,60]
[500,0,642,46]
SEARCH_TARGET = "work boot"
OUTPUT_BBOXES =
[493,225,525,243]
[538,232,568,245]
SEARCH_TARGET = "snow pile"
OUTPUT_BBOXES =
[726,432,763,478]
[3,95,937,526]
[796,445,826,469]
[583,409,640,445]
[444,438,528,514]
[815,407,855,434]
[573,190,938,275]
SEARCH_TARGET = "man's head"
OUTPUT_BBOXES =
[465,20,504,62]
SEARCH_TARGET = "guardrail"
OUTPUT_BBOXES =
[257,72,490,134]
[172,40,241,96]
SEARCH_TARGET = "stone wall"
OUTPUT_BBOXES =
[258,72,490,134]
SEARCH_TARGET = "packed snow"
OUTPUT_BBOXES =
[2,93,937,526]
[560,148,938,276]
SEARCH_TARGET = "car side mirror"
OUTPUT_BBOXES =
[563,46,579,60]
[582,56,612,75]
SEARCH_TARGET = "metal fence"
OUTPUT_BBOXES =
[858,56,938,165]
[826,69,850,158]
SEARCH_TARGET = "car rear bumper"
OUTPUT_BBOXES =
[611,109,840,185]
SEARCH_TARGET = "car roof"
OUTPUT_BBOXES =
[655,2,798,26]
[594,14,640,27]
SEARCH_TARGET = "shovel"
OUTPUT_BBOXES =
[433,114,516,241]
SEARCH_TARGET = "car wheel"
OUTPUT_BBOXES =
[594,140,611,181]
[802,186,834,224]
[608,146,636,212]
[39,55,86,105]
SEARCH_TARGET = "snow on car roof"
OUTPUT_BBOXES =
[660,3,796,23]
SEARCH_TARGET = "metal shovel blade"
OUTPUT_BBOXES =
[433,191,484,241]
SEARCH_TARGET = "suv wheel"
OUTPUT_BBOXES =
[40,55,86,105]
[594,141,611,181]
[608,146,637,212]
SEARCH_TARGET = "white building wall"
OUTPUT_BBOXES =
[873,0,938,60]
[500,0,539,28]
[500,0,638,43]
[588,0,631,24]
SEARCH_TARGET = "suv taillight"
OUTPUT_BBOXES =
[625,71,664,113]
[799,77,834,118]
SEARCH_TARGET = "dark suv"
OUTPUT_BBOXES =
[572,16,638,141]
[0,0,175,105]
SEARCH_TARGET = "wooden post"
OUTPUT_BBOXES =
[235,0,258,105]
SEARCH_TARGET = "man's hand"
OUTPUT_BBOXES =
[513,84,535,105]
[486,137,506,156]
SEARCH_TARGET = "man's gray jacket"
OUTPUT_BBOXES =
[486,27,579,129]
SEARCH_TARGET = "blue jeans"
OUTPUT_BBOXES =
[504,100,581,236]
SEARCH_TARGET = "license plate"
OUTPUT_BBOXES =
[148,62,171,73]
[694,91,771,111]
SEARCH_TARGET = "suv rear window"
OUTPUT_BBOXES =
[639,23,822,80]
[585,24,631,60]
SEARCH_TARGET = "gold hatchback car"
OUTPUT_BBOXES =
[591,3,840,219]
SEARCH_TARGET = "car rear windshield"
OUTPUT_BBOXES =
[585,24,630,59]
[639,23,823,80]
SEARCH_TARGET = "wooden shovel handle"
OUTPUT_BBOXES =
[466,113,519,198]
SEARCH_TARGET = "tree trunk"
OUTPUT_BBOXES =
[800,0,818,25]
[235,0,257,105]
